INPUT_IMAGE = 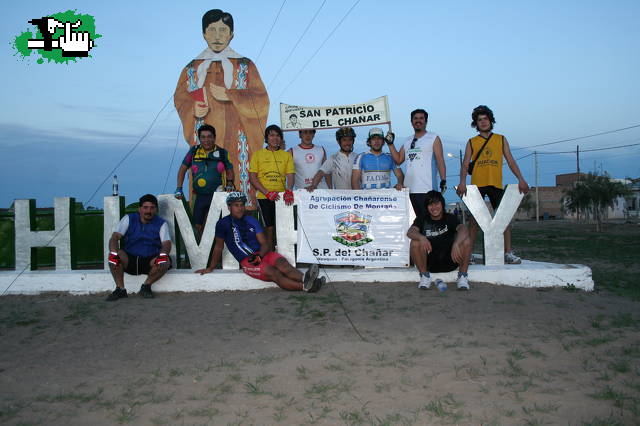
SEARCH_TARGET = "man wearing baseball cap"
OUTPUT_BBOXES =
[351,128,404,190]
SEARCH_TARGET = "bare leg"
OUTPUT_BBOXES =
[457,237,473,274]
[273,258,303,282]
[410,240,428,274]
[504,225,512,253]
[144,258,170,286]
[264,226,275,252]
[263,264,303,291]
[108,250,129,288]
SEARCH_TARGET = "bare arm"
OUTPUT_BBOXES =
[176,164,189,198]
[255,231,271,257]
[286,173,295,191]
[433,136,446,183]
[456,141,473,197]
[160,240,172,255]
[502,137,529,194]
[393,167,404,190]
[407,225,431,253]
[351,169,362,190]
[196,237,225,274]
[388,143,405,165]
[249,171,270,197]
[306,169,326,192]
[108,232,122,252]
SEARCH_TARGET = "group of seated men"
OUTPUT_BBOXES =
[105,105,529,300]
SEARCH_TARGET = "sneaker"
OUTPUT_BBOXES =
[139,284,154,299]
[106,287,127,302]
[306,276,326,293]
[457,275,470,291]
[418,275,432,290]
[303,264,319,292]
[504,252,522,264]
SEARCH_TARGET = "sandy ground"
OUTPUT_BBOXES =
[1,279,639,425]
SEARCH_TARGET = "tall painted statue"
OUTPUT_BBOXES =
[174,9,269,205]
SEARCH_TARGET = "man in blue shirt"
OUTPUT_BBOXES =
[196,192,324,292]
[351,128,404,190]
[106,194,172,300]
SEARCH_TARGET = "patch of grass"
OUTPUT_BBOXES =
[324,363,344,371]
[621,344,640,358]
[522,402,560,415]
[588,386,629,409]
[581,417,624,426]
[609,359,631,374]
[63,301,100,323]
[1,309,42,327]
[610,313,637,328]
[509,348,526,360]
[305,380,353,403]
[36,387,104,404]
[297,365,309,380]
[188,405,219,419]
[423,393,464,422]
[582,336,616,347]
[0,401,27,420]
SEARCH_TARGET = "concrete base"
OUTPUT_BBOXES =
[0,260,593,295]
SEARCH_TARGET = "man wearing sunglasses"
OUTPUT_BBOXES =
[387,109,446,218]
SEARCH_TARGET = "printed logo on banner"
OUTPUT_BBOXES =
[12,10,100,64]
[332,211,373,247]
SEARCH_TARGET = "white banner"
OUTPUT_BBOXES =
[280,96,390,131]
[296,189,410,266]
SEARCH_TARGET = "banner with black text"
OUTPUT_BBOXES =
[280,96,390,131]
[296,189,410,266]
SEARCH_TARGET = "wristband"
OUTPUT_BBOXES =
[174,187,183,198]
[439,179,447,193]
[108,251,120,266]
[155,253,169,265]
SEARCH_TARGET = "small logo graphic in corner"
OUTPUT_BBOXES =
[332,211,373,247]
[12,10,101,64]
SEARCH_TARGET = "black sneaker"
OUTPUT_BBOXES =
[106,287,127,302]
[306,276,325,293]
[303,264,319,292]
[139,284,154,299]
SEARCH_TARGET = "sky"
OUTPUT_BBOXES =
[2,0,640,208]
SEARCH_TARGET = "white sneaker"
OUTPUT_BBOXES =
[504,252,521,264]
[457,275,470,291]
[418,275,432,290]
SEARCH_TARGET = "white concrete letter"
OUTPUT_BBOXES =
[462,184,523,265]
[14,197,74,270]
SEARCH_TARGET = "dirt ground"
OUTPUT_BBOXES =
[1,278,639,425]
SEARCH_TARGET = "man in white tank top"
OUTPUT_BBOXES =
[288,129,329,190]
[387,108,446,218]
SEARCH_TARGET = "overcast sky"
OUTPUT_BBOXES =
[2,0,639,207]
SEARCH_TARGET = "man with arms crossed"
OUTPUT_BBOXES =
[307,127,357,191]
[387,108,446,218]
[106,194,172,300]
[407,190,472,290]
[352,128,404,190]
[288,129,329,190]
[196,192,324,292]
[456,105,529,264]
[249,124,295,251]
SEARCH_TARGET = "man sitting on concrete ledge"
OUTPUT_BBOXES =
[407,190,472,290]
[196,192,324,292]
[106,194,172,301]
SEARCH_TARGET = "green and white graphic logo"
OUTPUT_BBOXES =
[12,10,100,64]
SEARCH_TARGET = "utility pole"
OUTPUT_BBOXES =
[576,145,580,220]
[535,151,539,222]
[459,149,464,225]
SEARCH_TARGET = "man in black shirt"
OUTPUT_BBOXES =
[407,190,472,290]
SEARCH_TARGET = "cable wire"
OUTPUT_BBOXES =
[163,124,182,194]
[511,123,640,151]
[276,0,361,100]
[268,0,327,88]
[256,0,287,61]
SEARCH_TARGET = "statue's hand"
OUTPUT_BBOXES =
[209,83,229,101]
[194,86,209,118]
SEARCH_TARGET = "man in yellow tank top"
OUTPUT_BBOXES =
[456,106,529,264]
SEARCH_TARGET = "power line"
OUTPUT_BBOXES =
[512,123,640,151]
[537,141,640,155]
[276,0,361,101]
[256,0,287,61]
[268,0,327,88]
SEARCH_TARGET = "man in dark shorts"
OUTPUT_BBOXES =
[175,124,234,238]
[407,190,472,290]
[196,192,323,292]
[248,124,295,251]
[106,194,172,300]
[456,105,529,264]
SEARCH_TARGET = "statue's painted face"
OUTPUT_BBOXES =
[203,20,233,52]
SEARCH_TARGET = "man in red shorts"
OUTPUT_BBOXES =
[195,192,323,292]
